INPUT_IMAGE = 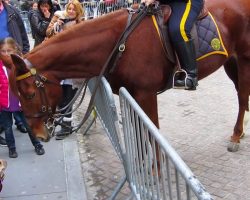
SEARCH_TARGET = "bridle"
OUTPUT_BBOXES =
[15,63,91,137]
[16,67,60,132]
[16,66,62,137]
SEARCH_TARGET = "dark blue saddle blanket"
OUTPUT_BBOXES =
[194,12,228,60]
[154,12,228,62]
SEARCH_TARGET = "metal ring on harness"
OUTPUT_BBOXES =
[119,43,126,52]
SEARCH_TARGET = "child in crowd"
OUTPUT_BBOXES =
[0,37,45,158]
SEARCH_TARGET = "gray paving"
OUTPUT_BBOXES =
[0,129,87,200]
[76,68,250,200]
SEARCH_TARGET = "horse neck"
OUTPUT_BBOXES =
[27,10,128,80]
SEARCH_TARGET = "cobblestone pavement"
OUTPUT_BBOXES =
[75,68,250,200]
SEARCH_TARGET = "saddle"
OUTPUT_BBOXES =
[115,3,227,92]
[146,2,228,92]
[154,3,209,63]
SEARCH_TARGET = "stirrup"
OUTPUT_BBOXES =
[172,69,188,89]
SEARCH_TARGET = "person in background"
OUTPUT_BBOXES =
[0,0,30,53]
[29,0,54,46]
[53,0,61,11]
[3,0,10,5]
[0,37,45,158]
[28,1,38,39]
[46,0,84,140]
[0,0,30,139]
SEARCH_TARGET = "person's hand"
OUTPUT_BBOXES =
[53,0,59,5]
[141,0,155,6]
[57,18,64,26]
[42,7,51,18]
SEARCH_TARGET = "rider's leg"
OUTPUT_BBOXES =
[174,39,197,90]
[168,0,204,90]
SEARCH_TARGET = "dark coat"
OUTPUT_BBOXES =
[30,10,53,46]
[4,3,30,54]
[28,9,37,39]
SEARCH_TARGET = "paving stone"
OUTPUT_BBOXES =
[74,68,250,199]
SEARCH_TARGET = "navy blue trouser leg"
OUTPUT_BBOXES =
[1,111,42,149]
[15,112,42,148]
[13,112,25,126]
[168,0,204,43]
[1,111,16,150]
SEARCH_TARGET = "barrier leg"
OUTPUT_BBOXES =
[108,175,127,200]
[83,108,97,135]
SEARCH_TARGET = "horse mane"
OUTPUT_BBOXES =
[26,9,128,56]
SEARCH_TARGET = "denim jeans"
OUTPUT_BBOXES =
[13,111,25,126]
[0,111,42,150]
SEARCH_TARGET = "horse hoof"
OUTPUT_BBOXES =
[227,142,239,152]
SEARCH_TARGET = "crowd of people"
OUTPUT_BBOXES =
[1,0,201,156]
[0,0,86,159]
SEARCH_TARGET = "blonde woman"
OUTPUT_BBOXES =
[46,0,84,37]
[46,0,84,140]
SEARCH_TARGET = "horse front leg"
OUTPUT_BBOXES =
[133,91,162,177]
[228,58,250,152]
[133,91,159,128]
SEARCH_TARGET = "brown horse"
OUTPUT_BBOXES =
[2,0,250,152]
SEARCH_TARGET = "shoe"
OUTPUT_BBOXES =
[55,121,72,140]
[17,124,27,133]
[175,76,198,90]
[9,149,18,158]
[55,132,71,140]
[34,146,45,155]
[0,136,7,147]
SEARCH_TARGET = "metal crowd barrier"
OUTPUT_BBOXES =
[87,77,127,199]
[119,87,212,200]
[82,0,140,19]
[87,77,212,199]
[88,77,124,160]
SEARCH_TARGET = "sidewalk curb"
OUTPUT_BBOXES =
[63,139,88,200]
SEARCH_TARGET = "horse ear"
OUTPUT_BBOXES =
[11,54,29,74]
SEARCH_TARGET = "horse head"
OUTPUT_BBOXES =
[4,11,128,141]
[9,54,62,141]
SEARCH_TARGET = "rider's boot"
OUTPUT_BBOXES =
[55,121,72,140]
[174,39,198,90]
